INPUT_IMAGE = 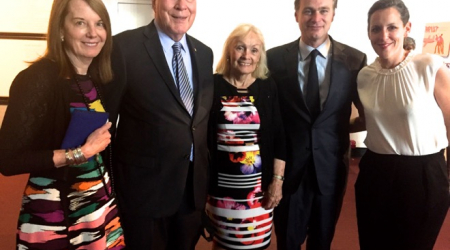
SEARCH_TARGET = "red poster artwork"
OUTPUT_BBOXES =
[422,22,450,57]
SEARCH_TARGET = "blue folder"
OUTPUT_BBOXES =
[61,110,109,149]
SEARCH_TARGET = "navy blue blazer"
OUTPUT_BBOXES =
[267,36,366,195]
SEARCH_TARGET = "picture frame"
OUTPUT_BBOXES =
[0,97,8,105]
[422,22,450,57]
[0,0,51,99]
[0,35,47,98]
[0,1,52,34]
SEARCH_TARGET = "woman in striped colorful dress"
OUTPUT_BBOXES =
[0,0,125,249]
[206,24,286,250]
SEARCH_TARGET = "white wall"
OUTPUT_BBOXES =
[1,0,449,97]
[1,0,449,146]
[191,0,299,65]
[0,0,52,97]
[103,0,153,35]
[190,0,450,67]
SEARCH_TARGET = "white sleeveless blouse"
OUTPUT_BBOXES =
[357,52,447,155]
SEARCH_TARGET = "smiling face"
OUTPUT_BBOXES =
[368,7,411,68]
[153,0,196,41]
[229,31,262,78]
[296,0,335,48]
[62,0,106,73]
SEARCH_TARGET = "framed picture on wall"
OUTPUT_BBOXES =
[0,1,52,34]
[422,22,450,57]
[0,37,47,98]
[0,0,52,99]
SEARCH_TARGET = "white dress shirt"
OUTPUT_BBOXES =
[155,22,194,89]
[298,37,332,109]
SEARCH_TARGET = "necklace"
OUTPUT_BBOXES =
[74,75,115,198]
[231,77,252,88]
[225,76,253,94]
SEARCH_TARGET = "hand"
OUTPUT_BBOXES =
[262,178,283,210]
[80,122,112,159]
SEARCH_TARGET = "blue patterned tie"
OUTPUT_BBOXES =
[172,42,194,116]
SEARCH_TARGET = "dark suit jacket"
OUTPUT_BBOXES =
[267,36,366,196]
[105,21,214,217]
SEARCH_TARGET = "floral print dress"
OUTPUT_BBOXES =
[206,77,272,250]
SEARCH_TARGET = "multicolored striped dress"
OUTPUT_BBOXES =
[206,79,273,250]
[16,75,125,250]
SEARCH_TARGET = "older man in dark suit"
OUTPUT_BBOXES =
[267,0,366,249]
[104,0,213,249]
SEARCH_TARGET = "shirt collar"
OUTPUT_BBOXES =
[298,36,331,61]
[155,21,189,53]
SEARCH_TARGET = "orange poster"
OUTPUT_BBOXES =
[422,22,450,57]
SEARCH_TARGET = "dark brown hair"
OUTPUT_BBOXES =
[403,37,415,50]
[367,0,409,32]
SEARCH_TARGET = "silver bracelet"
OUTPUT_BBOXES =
[72,147,87,165]
[273,174,285,181]
[72,147,81,164]
[76,146,87,165]
[65,149,75,165]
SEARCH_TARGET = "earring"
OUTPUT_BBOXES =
[61,36,64,42]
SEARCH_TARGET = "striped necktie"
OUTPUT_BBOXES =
[172,42,194,116]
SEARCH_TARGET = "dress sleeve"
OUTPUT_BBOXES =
[0,65,56,176]
[430,54,445,79]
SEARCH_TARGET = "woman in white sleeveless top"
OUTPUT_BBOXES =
[355,0,450,249]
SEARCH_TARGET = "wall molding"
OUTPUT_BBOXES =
[0,32,46,40]
[0,97,9,105]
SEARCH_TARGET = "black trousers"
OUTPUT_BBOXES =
[355,150,450,250]
[120,162,203,250]
[274,159,346,250]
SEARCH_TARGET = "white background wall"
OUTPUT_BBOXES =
[1,0,449,97]
[1,0,450,145]
[191,0,450,67]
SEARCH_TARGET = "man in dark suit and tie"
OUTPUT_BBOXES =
[267,0,366,249]
[104,0,213,249]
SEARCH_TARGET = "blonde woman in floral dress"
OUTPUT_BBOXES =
[206,24,286,250]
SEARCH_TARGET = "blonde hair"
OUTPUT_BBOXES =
[215,24,269,80]
[43,0,113,83]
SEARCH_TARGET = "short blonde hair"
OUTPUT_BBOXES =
[215,24,269,80]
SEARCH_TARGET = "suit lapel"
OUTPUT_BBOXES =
[143,22,189,116]
[312,37,349,123]
[323,38,348,114]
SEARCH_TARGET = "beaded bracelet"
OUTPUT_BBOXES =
[273,174,285,181]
